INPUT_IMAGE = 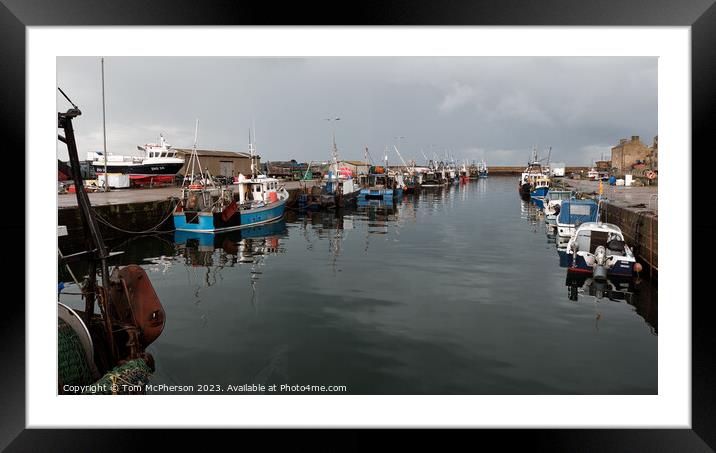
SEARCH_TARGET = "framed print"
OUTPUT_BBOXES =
[2,0,713,450]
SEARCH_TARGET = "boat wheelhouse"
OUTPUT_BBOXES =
[555,199,599,239]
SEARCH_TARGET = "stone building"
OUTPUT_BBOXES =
[646,136,658,170]
[610,136,651,175]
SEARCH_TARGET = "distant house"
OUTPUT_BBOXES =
[610,136,653,175]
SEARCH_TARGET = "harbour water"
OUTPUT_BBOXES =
[59,176,657,394]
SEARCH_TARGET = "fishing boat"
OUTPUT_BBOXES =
[173,124,288,233]
[555,199,599,239]
[518,147,550,199]
[421,168,443,187]
[300,134,360,210]
[88,134,185,186]
[358,167,394,201]
[477,159,488,178]
[393,145,421,194]
[403,172,421,194]
[359,147,403,201]
[57,91,165,394]
[459,163,470,183]
[543,190,573,228]
[565,222,639,280]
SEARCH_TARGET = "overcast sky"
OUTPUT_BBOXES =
[57,57,657,166]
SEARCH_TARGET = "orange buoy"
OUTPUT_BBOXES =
[268,191,278,203]
[634,262,643,273]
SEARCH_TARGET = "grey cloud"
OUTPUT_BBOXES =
[57,57,656,166]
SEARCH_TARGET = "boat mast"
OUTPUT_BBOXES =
[249,128,257,179]
[101,57,108,192]
[331,131,339,178]
[184,119,202,186]
[393,145,410,173]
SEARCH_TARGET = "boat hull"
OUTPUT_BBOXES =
[174,199,287,233]
[531,186,549,198]
[566,254,635,278]
[95,162,184,178]
[359,188,394,200]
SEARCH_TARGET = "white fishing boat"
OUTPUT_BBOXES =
[543,190,573,227]
[88,134,185,185]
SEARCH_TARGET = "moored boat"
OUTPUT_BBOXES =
[565,222,638,280]
[555,199,599,239]
[543,190,573,228]
[88,134,185,186]
[518,148,550,199]
[477,159,489,178]
[173,125,288,233]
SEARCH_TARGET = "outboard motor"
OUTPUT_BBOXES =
[592,245,608,281]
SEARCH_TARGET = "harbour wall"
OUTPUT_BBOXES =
[599,202,658,278]
[58,185,312,252]
[58,198,177,253]
[486,166,589,175]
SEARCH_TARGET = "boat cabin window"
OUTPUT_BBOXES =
[570,204,592,216]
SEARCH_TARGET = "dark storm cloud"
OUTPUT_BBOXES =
[56,57,657,166]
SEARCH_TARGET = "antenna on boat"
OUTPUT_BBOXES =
[249,128,257,179]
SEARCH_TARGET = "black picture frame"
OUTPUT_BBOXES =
[2,0,711,450]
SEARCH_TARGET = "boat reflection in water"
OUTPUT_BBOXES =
[174,220,287,305]
[565,273,634,303]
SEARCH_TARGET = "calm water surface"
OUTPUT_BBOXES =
[60,176,657,394]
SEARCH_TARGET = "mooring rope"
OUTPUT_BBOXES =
[92,200,179,234]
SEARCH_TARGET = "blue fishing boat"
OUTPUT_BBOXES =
[555,199,599,239]
[173,125,289,233]
[477,159,488,178]
[358,170,395,201]
[518,146,550,199]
